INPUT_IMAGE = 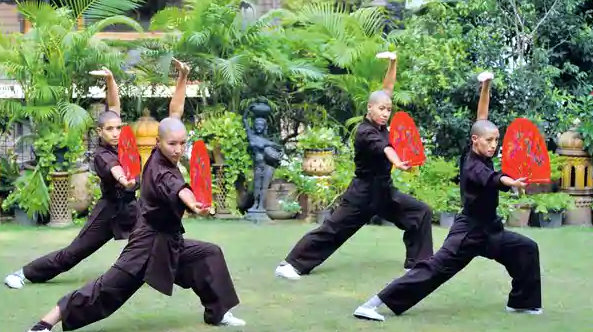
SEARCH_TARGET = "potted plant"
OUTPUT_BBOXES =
[527,152,567,194]
[0,152,21,221]
[530,193,575,228]
[279,199,302,219]
[190,110,253,214]
[297,127,342,176]
[436,186,461,228]
[1,168,49,226]
[265,179,299,220]
[499,192,534,227]
[399,157,460,227]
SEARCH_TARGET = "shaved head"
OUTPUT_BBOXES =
[366,90,392,126]
[470,120,498,137]
[97,110,120,128]
[368,90,391,105]
[158,117,186,138]
[157,117,187,164]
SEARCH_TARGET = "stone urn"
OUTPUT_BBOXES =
[131,108,159,171]
[70,166,92,215]
[265,180,299,220]
[302,148,335,176]
[556,123,593,226]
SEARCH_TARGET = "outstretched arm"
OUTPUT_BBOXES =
[169,58,190,119]
[179,187,209,215]
[377,51,397,97]
[477,72,494,121]
[90,67,120,115]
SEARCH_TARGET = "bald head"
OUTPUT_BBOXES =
[368,90,391,105]
[158,117,186,138]
[97,110,120,128]
[470,120,498,137]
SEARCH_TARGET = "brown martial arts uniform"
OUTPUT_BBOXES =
[285,118,434,273]
[23,141,138,283]
[56,147,240,331]
[377,150,541,314]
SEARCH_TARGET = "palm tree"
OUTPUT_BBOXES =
[149,0,325,112]
[0,0,145,218]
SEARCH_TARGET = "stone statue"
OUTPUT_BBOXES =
[242,102,283,221]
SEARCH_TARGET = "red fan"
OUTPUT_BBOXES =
[118,125,141,180]
[189,140,213,208]
[502,118,551,183]
[389,111,426,166]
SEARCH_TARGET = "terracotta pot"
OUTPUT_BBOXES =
[302,148,335,176]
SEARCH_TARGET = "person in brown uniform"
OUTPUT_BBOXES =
[4,68,138,289]
[275,51,434,280]
[353,72,542,321]
[25,117,246,332]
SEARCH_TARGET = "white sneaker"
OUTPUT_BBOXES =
[353,306,385,321]
[4,273,25,289]
[505,306,543,315]
[28,329,50,332]
[274,264,301,280]
[219,312,246,327]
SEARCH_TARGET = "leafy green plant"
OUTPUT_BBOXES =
[548,151,568,181]
[498,192,535,222]
[1,168,49,218]
[531,192,575,214]
[393,157,461,217]
[275,143,354,212]
[0,152,20,198]
[0,0,144,216]
[190,110,252,212]
[297,127,342,151]
[279,199,302,214]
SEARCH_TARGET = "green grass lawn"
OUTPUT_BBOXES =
[1,219,592,332]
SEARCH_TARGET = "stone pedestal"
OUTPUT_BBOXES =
[244,210,271,223]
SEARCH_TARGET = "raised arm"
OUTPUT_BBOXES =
[242,109,253,138]
[477,72,494,121]
[376,51,397,97]
[169,58,191,119]
[90,67,120,115]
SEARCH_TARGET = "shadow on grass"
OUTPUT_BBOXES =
[82,312,247,332]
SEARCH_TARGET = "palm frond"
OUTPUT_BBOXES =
[17,1,59,26]
[287,59,326,81]
[56,0,145,21]
[393,89,413,106]
[86,15,144,35]
[150,6,187,31]
[22,105,58,123]
[187,30,212,48]
[213,54,248,87]
[28,84,65,105]
[350,7,386,37]
[58,101,92,131]
[298,2,347,41]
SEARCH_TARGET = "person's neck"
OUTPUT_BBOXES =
[471,145,490,160]
[100,139,116,149]
[365,114,381,127]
